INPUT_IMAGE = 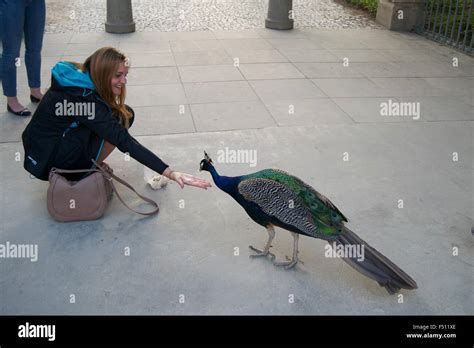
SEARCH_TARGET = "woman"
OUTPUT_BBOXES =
[1,0,46,116]
[22,46,211,190]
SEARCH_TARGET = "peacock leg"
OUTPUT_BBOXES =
[273,232,300,269]
[249,225,276,259]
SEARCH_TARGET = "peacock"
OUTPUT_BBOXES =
[200,152,417,294]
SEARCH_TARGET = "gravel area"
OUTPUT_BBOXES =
[45,0,381,33]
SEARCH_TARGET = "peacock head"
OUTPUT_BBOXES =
[199,151,214,172]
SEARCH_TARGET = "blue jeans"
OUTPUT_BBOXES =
[0,0,45,97]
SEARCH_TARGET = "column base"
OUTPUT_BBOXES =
[105,22,135,34]
[265,18,294,30]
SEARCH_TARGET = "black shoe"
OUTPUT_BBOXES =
[30,94,41,103]
[7,104,31,116]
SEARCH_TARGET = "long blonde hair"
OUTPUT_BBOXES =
[72,47,132,128]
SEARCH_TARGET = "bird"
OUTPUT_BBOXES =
[199,152,418,294]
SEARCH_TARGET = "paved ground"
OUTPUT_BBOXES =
[45,0,381,32]
[0,27,473,315]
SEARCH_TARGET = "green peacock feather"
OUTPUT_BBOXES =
[244,169,347,237]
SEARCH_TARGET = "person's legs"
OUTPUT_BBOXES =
[0,2,3,82]
[2,0,29,112]
[24,0,45,100]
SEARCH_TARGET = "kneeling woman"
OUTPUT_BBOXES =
[22,46,211,190]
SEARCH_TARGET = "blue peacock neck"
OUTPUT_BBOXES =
[208,164,238,194]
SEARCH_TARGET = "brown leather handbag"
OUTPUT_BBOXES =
[47,159,159,222]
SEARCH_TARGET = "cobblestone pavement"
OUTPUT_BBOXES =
[45,0,381,33]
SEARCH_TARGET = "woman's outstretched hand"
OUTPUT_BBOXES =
[163,168,212,190]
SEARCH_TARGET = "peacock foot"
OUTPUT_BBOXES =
[248,245,275,260]
[273,255,303,270]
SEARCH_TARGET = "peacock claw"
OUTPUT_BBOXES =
[273,257,300,270]
[283,255,304,265]
[248,246,275,260]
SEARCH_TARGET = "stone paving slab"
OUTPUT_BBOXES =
[126,84,188,107]
[249,78,327,101]
[264,98,355,125]
[312,78,388,97]
[178,65,244,82]
[225,48,289,63]
[296,62,365,78]
[174,50,233,66]
[129,105,196,136]
[333,97,414,122]
[190,101,276,131]
[278,48,339,63]
[239,63,305,80]
[184,80,259,104]
[127,67,181,85]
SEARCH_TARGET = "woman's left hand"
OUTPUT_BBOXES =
[168,171,212,190]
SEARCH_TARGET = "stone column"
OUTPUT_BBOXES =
[376,0,426,31]
[266,0,294,30]
[105,0,135,33]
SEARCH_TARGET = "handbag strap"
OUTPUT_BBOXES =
[105,170,159,216]
[51,162,159,216]
[92,159,159,216]
[50,167,99,174]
